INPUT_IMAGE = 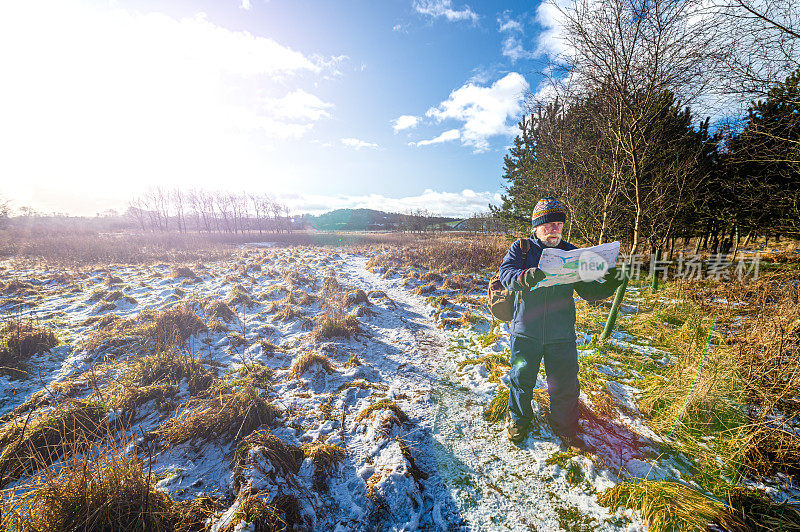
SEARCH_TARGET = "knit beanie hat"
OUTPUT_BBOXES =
[531,197,566,228]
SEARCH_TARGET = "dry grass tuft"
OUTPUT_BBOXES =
[158,386,281,445]
[483,386,510,423]
[0,400,107,486]
[84,305,207,355]
[290,352,337,378]
[342,289,369,306]
[216,492,302,532]
[151,306,208,350]
[1,443,176,532]
[226,285,257,309]
[354,399,410,425]
[205,300,237,322]
[302,442,346,490]
[313,314,363,340]
[598,480,724,532]
[170,266,200,281]
[0,320,59,367]
[397,437,428,483]
[717,485,800,531]
[233,429,304,479]
[120,349,216,397]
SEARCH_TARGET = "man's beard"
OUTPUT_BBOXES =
[542,235,562,247]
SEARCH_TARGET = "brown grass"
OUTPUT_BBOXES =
[354,399,410,425]
[0,400,108,486]
[342,289,369,306]
[216,491,302,532]
[302,442,346,491]
[84,305,207,355]
[233,429,304,479]
[313,314,363,340]
[0,320,58,367]
[1,443,176,532]
[205,300,237,322]
[158,386,281,445]
[290,352,337,378]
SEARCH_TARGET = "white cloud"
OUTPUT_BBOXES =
[264,89,333,121]
[0,1,339,211]
[240,0,252,10]
[392,115,419,132]
[278,189,501,217]
[425,72,529,151]
[498,12,536,62]
[341,138,379,150]
[411,129,460,146]
[413,0,479,23]
[534,0,574,62]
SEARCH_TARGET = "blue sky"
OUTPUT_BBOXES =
[0,0,563,217]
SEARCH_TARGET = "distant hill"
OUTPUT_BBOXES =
[303,208,460,231]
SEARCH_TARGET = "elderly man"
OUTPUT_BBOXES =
[498,197,623,448]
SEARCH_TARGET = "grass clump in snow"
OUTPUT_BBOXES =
[171,265,199,281]
[354,399,410,425]
[233,429,304,480]
[158,386,281,445]
[0,320,59,367]
[84,306,207,355]
[0,400,107,486]
[290,352,337,378]
[314,314,362,339]
[217,492,302,532]
[120,349,217,396]
[226,285,257,309]
[342,289,369,306]
[1,443,176,532]
[205,300,237,322]
[302,442,346,491]
[314,274,363,340]
[598,479,728,532]
[458,353,509,384]
[483,386,509,423]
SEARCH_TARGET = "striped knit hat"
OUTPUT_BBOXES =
[531,197,566,228]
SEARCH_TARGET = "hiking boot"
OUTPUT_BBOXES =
[506,416,529,443]
[558,432,592,453]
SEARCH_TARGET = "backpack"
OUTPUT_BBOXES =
[488,238,530,322]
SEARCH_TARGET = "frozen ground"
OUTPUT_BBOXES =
[0,246,768,530]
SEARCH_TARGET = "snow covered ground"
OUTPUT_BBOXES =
[0,246,768,530]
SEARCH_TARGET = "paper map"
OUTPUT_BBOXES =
[532,241,621,289]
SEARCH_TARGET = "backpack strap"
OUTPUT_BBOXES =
[518,238,530,268]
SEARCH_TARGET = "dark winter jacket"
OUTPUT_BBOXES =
[498,238,619,342]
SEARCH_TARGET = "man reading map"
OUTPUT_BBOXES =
[498,197,624,449]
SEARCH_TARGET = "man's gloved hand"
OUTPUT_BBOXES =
[518,268,546,289]
[602,267,625,287]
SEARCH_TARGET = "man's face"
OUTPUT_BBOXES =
[535,221,563,247]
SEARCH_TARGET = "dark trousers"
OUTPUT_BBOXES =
[506,335,580,436]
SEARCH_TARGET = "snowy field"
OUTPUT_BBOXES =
[0,245,794,530]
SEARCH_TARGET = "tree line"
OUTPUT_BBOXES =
[128,188,295,235]
[492,0,799,257]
